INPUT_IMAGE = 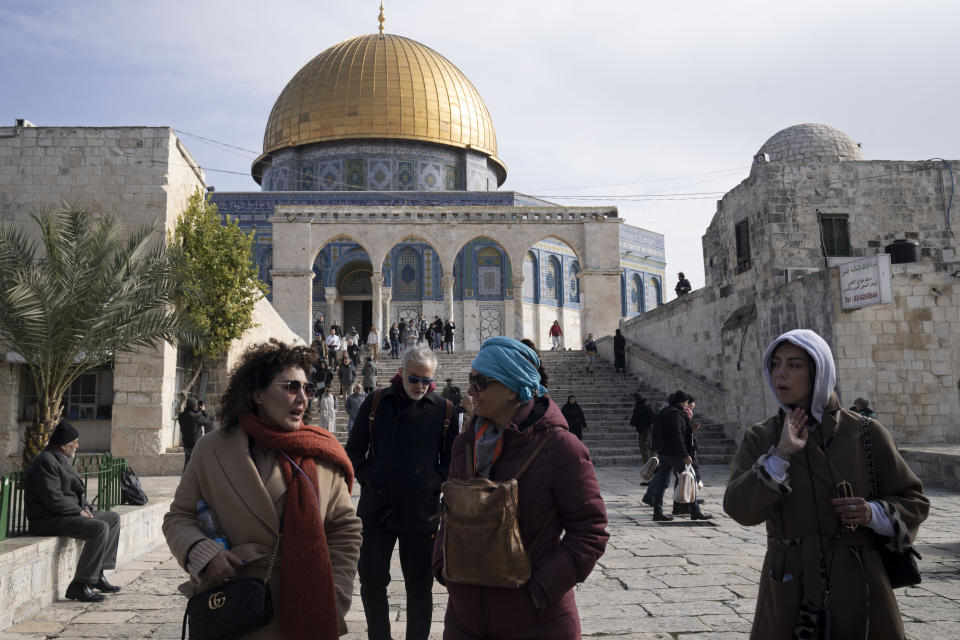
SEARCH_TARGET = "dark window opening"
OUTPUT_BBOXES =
[820,214,851,257]
[735,220,751,273]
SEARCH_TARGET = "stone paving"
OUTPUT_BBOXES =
[3,465,960,639]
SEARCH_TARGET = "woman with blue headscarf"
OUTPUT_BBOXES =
[724,329,928,640]
[432,336,608,639]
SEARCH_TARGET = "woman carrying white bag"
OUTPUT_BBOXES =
[646,391,712,521]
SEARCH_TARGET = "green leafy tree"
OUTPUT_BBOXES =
[170,190,267,405]
[0,206,185,468]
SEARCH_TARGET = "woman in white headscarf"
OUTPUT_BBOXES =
[724,329,928,640]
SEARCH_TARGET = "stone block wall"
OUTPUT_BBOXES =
[618,261,960,444]
[0,124,205,472]
[202,298,306,430]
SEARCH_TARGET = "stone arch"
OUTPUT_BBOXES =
[310,232,372,266]
[454,236,512,300]
[648,277,663,308]
[523,251,539,303]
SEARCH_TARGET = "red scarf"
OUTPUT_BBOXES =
[239,412,354,640]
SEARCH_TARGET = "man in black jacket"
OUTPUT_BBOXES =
[345,343,456,640]
[177,396,212,470]
[646,392,711,521]
[630,393,654,461]
[23,421,122,602]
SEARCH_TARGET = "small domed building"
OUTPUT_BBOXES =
[212,25,666,348]
[615,122,959,462]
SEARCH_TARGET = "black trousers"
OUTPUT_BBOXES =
[30,510,121,584]
[357,525,435,640]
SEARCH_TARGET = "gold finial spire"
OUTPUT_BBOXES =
[378,3,385,34]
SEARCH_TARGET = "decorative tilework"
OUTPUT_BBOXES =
[301,166,315,190]
[523,252,537,302]
[420,162,442,191]
[568,261,580,304]
[319,161,342,190]
[368,159,392,190]
[397,161,414,190]
[424,249,433,297]
[444,165,460,190]
[544,257,560,300]
[346,159,364,190]
[479,305,503,344]
[396,247,419,299]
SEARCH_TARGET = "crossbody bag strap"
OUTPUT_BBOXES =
[465,442,474,476]
[857,416,879,500]
[513,430,559,481]
[263,528,283,586]
[367,389,382,457]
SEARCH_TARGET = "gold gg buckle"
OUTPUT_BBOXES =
[208,592,226,609]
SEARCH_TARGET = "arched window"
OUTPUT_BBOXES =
[342,270,372,295]
[453,253,463,299]
[544,256,561,301]
[312,251,328,302]
[476,246,503,298]
[523,251,538,302]
[395,247,420,299]
[649,277,662,308]
[258,245,273,289]
[630,275,641,313]
[568,261,580,303]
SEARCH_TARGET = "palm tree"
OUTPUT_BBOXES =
[0,205,186,468]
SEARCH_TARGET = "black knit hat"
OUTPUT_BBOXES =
[49,421,80,446]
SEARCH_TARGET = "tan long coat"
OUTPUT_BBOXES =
[163,426,362,639]
[724,394,929,640]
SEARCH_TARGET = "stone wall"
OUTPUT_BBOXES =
[0,124,206,472]
[202,298,306,431]
[618,261,960,444]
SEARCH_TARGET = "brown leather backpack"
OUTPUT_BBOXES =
[440,430,557,588]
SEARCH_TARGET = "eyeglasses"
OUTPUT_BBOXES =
[468,373,490,392]
[272,380,317,396]
[406,374,435,387]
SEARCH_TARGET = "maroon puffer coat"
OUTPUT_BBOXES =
[432,396,609,639]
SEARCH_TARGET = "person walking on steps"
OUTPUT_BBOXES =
[584,333,598,373]
[549,320,563,351]
[630,393,654,462]
[647,390,712,521]
[614,328,627,373]
[561,394,588,441]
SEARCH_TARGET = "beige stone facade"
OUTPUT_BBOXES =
[614,124,959,445]
[269,205,627,349]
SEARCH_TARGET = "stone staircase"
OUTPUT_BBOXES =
[325,348,737,467]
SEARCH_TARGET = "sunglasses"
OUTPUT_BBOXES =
[272,380,318,396]
[406,374,435,387]
[468,372,490,392]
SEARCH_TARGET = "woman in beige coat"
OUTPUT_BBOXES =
[163,340,362,639]
[724,329,928,640]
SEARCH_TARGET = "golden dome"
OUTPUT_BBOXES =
[254,33,505,184]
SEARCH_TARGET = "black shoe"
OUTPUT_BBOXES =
[641,496,653,507]
[697,498,705,504]
[652,512,674,522]
[94,573,121,593]
[691,512,713,521]
[640,482,650,486]
[65,580,106,602]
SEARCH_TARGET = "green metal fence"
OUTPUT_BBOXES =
[0,453,127,541]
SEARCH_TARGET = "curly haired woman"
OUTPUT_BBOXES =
[163,340,361,639]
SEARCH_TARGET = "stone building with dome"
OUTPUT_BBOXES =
[608,123,959,451]
[210,29,666,348]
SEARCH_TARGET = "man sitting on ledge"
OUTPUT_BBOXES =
[23,421,122,603]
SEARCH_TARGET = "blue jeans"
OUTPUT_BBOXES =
[649,455,703,516]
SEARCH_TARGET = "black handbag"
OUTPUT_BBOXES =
[857,417,922,589]
[181,533,281,640]
[120,467,148,506]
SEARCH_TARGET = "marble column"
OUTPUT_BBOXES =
[441,274,455,322]
[382,287,392,335]
[325,286,340,328]
[370,272,384,340]
[512,275,525,340]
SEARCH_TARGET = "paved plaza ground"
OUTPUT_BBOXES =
[3,465,960,640]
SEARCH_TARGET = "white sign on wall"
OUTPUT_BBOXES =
[838,254,894,310]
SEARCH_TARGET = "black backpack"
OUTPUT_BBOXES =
[441,384,462,407]
[119,467,148,506]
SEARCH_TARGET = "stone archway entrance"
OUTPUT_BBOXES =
[337,266,373,338]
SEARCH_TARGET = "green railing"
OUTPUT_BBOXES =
[0,453,127,541]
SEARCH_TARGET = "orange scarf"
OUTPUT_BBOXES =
[239,412,353,640]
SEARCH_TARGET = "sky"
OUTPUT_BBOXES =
[2,0,958,299]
